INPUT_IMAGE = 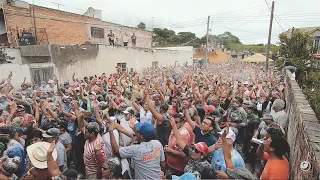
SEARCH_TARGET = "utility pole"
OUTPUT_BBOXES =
[151,17,154,48]
[205,16,210,67]
[266,1,275,75]
[51,2,65,10]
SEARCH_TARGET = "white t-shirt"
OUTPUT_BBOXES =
[119,118,134,147]
[102,130,120,158]
[139,107,153,124]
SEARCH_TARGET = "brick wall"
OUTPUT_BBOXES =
[285,70,320,179]
[3,4,152,48]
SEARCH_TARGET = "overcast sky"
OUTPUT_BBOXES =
[25,0,320,45]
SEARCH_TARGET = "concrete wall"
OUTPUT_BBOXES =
[4,48,22,64]
[0,63,31,88]
[285,70,320,179]
[49,45,193,81]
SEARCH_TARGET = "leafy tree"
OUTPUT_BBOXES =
[0,49,14,64]
[137,22,146,30]
[277,29,320,119]
[279,29,317,60]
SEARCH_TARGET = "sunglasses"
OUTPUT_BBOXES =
[192,147,201,154]
[17,110,25,113]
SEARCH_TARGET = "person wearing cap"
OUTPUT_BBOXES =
[0,156,21,180]
[46,79,57,94]
[169,116,216,179]
[109,118,166,180]
[256,135,290,180]
[83,122,107,179]
[119,107,136,147]
[58,121,72,167]
[144,88,171,146]
[216,124,256,180]
[270,99,288,131]
[43,128,67,171]
[253,114,277,140]
[6,103,35,127]
[243,103,259,160]
[210,126,245,172]
[46,141,78,180]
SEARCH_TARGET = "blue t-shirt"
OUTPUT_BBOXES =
[193,126,217,147]
[67,120,78,143]
[211,148,245,172]
[5,140,27,178]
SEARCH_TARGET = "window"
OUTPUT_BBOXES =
[152,61,159,68]
[91,27,104,38]
[117,63,127,72]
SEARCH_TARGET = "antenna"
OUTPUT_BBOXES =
[51,2,65,10]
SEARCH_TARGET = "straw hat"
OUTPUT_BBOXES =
[26,142,57,169]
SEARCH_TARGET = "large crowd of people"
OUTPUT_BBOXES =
[0,61,291,179]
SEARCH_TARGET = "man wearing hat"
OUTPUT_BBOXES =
[6,104,35,127]
[83,122,107,179]
[24,141,58,179]
[169,116,216,179]
[46,79,57,94]
[109,119,166,180]
[43,128,67,171]
[2,126,27,178]
[253,114,276,140]
[210,127,245,172]
[119,107,136,147]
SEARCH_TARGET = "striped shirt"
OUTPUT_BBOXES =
[84,135,107,175]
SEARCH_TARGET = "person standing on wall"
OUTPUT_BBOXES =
[123,33,129,47]
[131,33,136,47]
[108,30,115,46]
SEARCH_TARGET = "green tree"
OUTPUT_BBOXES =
[279,29,317,60]
[277,29,320,119]
[137,22,146,30]
[0,49,14,64]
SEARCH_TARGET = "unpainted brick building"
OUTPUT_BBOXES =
[1,1,152,48]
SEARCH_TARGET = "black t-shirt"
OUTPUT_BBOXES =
[155,113,171,146]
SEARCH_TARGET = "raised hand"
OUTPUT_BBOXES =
[47,140,56,155]
[222,123,229,138]
[129,116,137,129]
[93,100,99,109]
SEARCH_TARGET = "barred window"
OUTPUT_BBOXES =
[91,27,104,38]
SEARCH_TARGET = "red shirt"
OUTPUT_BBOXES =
[167,122,195,172]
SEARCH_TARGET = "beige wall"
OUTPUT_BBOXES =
[0,64,31,89]
[57,45,193,82]
[284,70,320,179]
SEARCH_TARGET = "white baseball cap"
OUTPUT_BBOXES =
[218,127,236,143]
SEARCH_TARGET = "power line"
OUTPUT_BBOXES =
[236,9,270,28]
[213,24,280,35]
